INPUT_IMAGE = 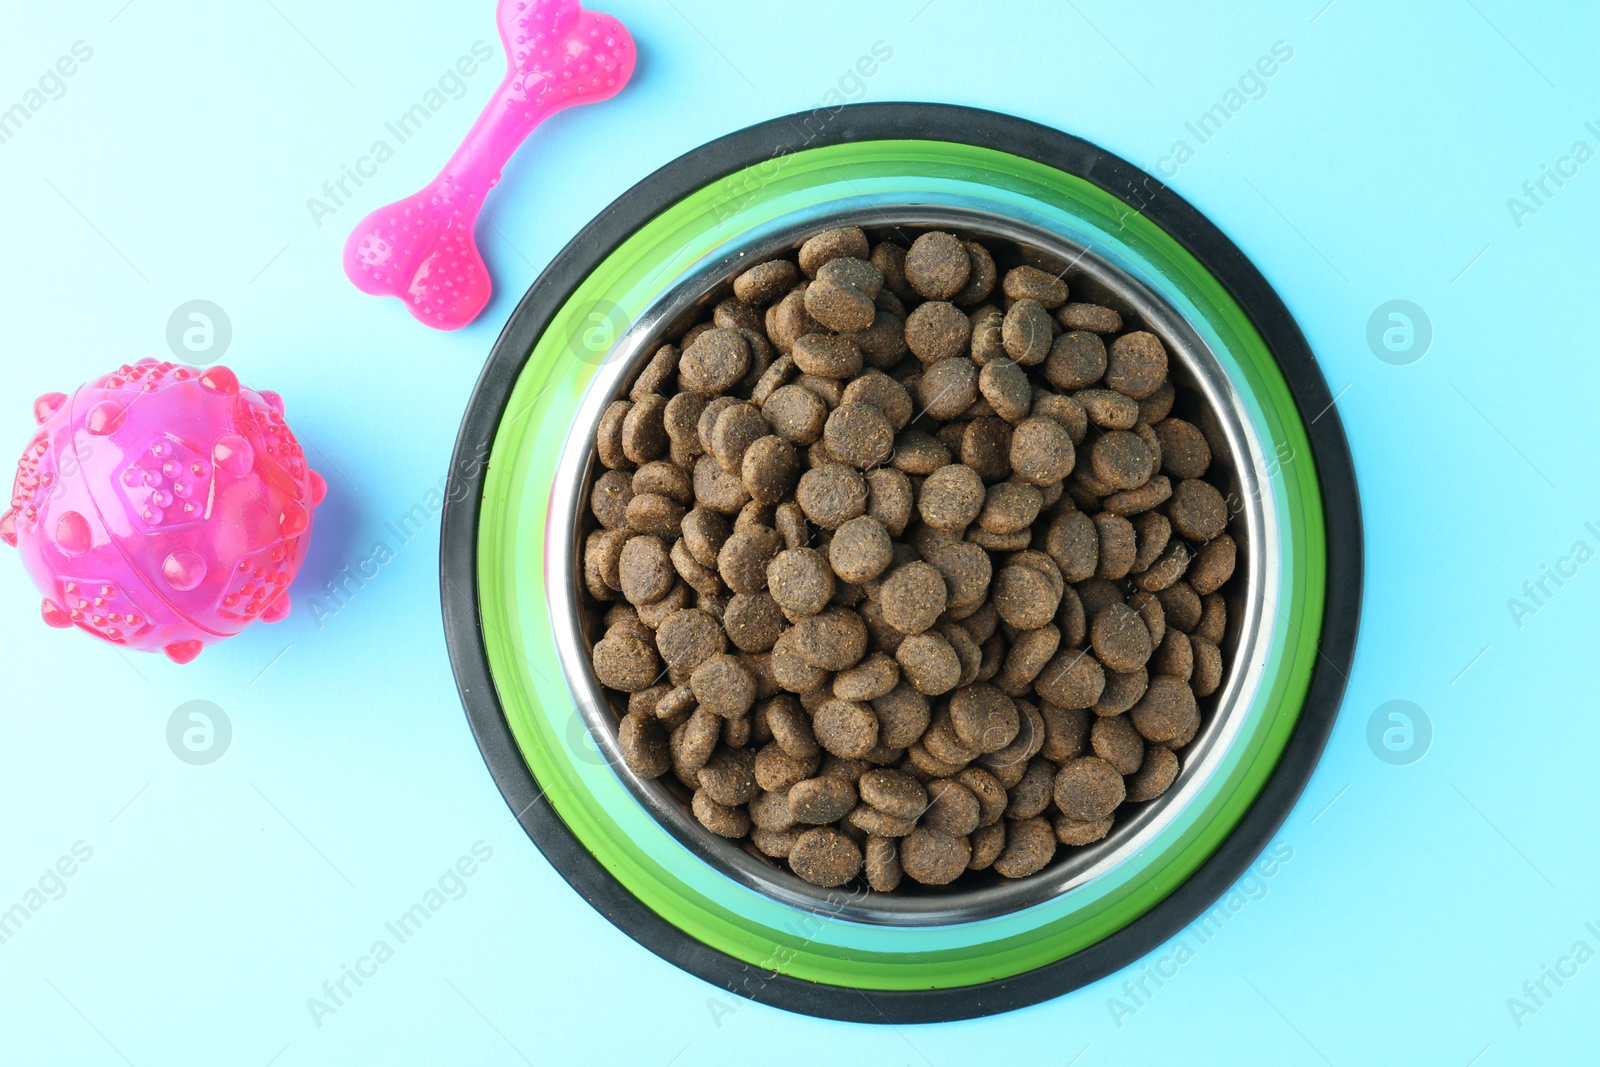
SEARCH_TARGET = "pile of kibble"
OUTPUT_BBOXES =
[581,226,1236,891]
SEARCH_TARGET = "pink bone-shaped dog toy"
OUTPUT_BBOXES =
[343,0,636,330]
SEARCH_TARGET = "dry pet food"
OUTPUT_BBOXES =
[580,225,1239,892]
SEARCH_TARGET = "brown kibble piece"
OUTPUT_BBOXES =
[899,826,972,885]
[1035,650,1106,709]
[965,821,1004,870]
[1057,302,1123,333]
[1154,418,1212,479]
[948,683,1020,755]
[699,747,758,806]
[1094,513,1137,580]
[978,360,1033,423]
[872,685,931,748]
[693,454,751,514]
[596,400,633,470]
[903,301,971,364]
[750,784,799,827]
[871,242,914,301]
[590,469,634,530]
[995,625,1061,696]
[1003,265,1069,308]
[1002,299,1054,366]
[768,290,825,354]
[692,790,750,838]
[1045,510,1099,583]
[634,460,693,504]
[969,305,1005,364]
[625,493,686,538]
[813,699,879,759]
[709,402,767,474]
[864,468,914,537]
[1188,533,1236,595]
[1091,714,1145,775]
[1054,813,1114,846]
[621,394,669,465]
[799,227,870,277]
[1094,668,1149,717]
[918,357,979,420]
[842,372,913,431]
[953,240,997,306]
[717,524,782,594]
[829,516,892,584]
[1045,331,1107,391]
[1091,431,1155,491]
[923,779,981,835]
[992,563,1062,631]
[1054,756,1126,820]
[824,402,894,470]
[992,816,1057,878]
[655,608,728,674]
[788,775,859,824]
[858,768,928,820]
[766,547,834,618]
[1157,581,1203,633]
[792,607,868,671]
[904,232,970,300]
[806,259,881,333]
[734,259,799,305]
[769,629,831,693]
[1139,381,1176,423]
[789,826,863,887]
[755,743,813,795]
[1106,331,1168,399]
[1130,675,1200,744]
[1041,703,1091,762]
[1077,389,1141,430]
[795,463,868,529]
[1091,603,1154,672]
[690,654,756,718]
[618,711,670,778]
[679,329,751,393]
[632,344,679,401]
[741,435,801,505]
[918,463,986,531]
[681,509,731,568]
[1153,629,1194,681]
[895,632,963,696]
[880,562,949,635]
[978,482,1042,535]
[1192,638,1223,697]
[751,827,801,857]
[762,384,828,445]
[1168,478,1229,542]
[1010,416,1075,485]
[1196,592,1227,645]
[865,835,902,891]
[1126,745,1180,802]
[618,535,674,605]
[792,333,864,380]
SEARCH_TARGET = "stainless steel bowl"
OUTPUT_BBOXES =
[547,205,1277,926]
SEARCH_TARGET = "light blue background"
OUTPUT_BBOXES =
[1,0,1595,1063]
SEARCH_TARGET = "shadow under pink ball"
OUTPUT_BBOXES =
[3,359,324,663]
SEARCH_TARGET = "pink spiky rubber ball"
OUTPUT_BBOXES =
[3,358,324,663]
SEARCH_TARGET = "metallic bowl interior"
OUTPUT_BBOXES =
[546,204,1275,927]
